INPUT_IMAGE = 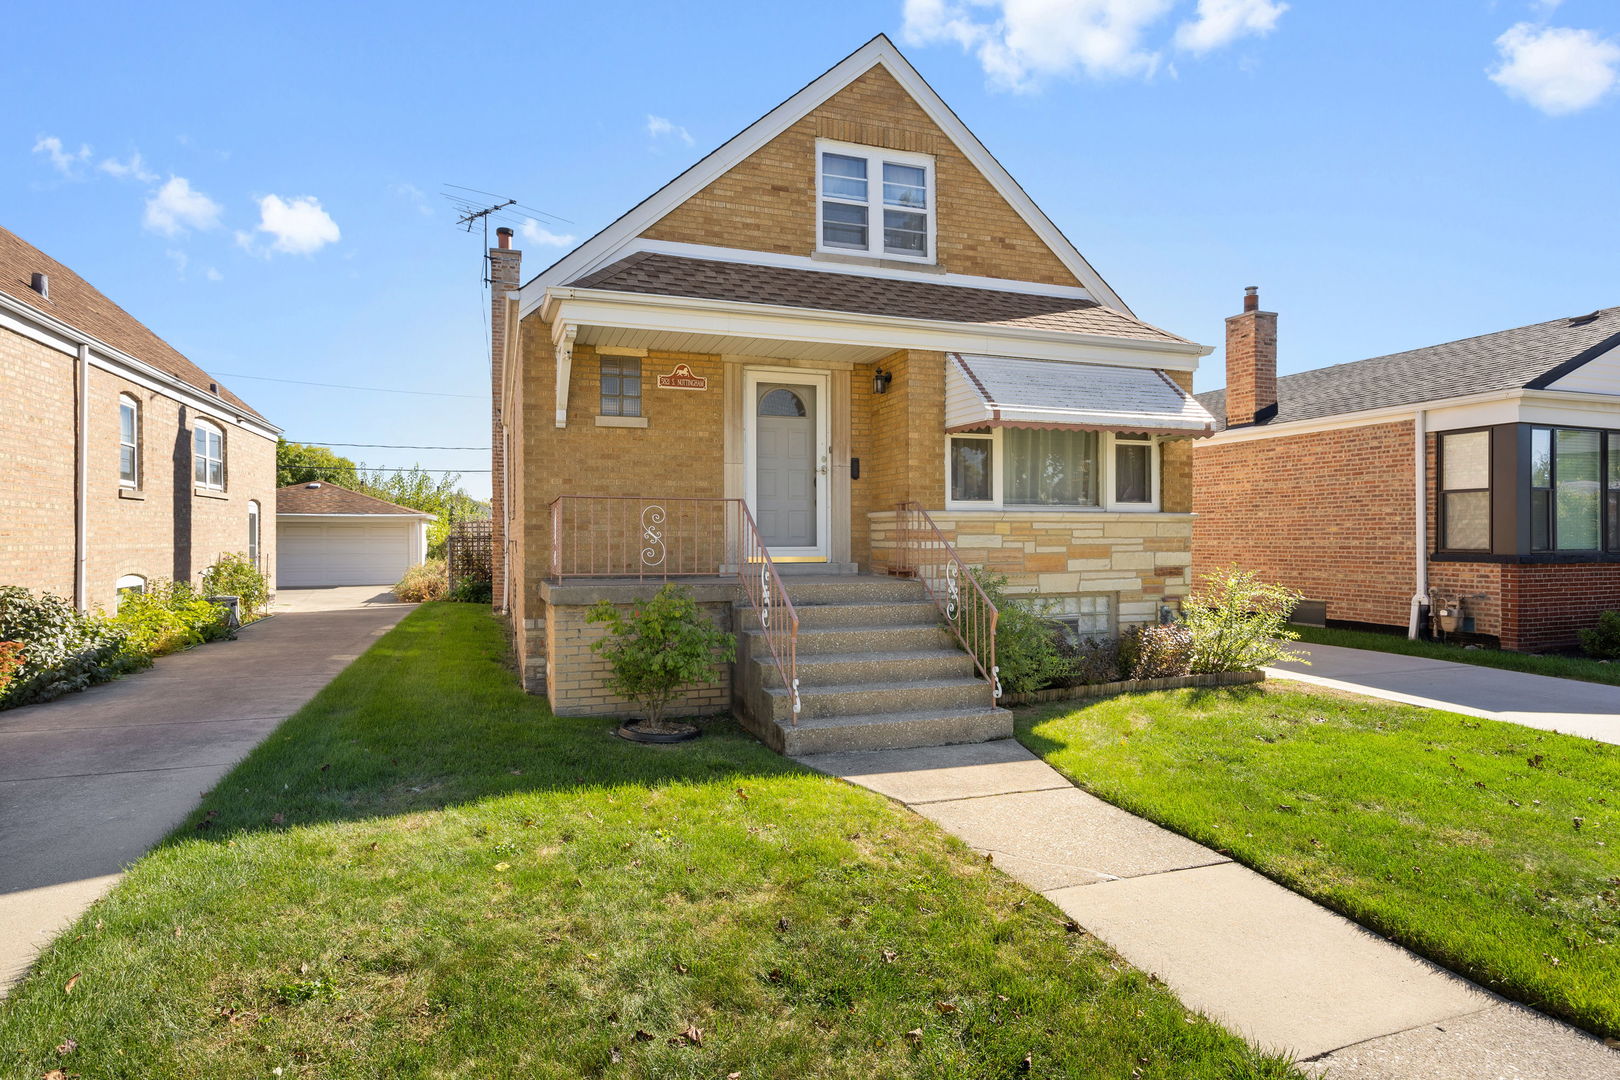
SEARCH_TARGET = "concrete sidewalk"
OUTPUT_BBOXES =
[0,587,411,991]
[1268,643,1620,746]
[798,741,1618,1078]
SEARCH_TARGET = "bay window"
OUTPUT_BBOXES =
[945,429,1161,511]
[817,141,933,262]
[1529,426,1615,553]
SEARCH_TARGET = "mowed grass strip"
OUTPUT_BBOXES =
[0,604,1301,1080]
[1018,684,1620,1038]
[1294,624,1620,688]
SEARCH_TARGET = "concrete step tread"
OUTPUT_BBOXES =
[787,648,971,665]
[782,705,1013,731]
[767,676,990,698]
[745,622,947,639]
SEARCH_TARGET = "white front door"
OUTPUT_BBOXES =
[744,368,830,560]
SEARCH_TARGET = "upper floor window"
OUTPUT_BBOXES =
[247,500,261,562]
[817,141,934,262]
[946,429,1161,511]
[194,419,225,490]
[1439,430,1490,551]
[599,355,642,417]
[118,394,140,487]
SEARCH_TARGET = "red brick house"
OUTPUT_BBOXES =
[1194,288,1620,651]
[488,36,1215,752]
[0,226,279,613]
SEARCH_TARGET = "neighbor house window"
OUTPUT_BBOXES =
[1046,594,1115,644]
[118,394,140,487]
[817,141,933,261]
[946,431,1160,511]
[193,419,225,490]
[599,355,642,417]
[1439,430,1490,551]
[115,574,146,611]
[247,500,261,562]
[1529,426,1609,552]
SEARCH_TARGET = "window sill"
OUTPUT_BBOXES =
[117,488,146,501]
[194,487,229,500]
[595,415,648,428]
[811,250,943,274]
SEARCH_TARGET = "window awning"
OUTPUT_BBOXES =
[945,353,1216,437]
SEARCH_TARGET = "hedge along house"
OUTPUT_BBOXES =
[1194,290,1620,652]
[489,36,1215,753]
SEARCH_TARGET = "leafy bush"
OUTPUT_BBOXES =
[1053,632,1124,686]
[449,575,493,604]
[394,560,448,602]
[587,584,736,731]
[113,581,233,657]
[969,569,1071,695]
[1121,623,1195,679]
[1183,568,1306,673]
[0,587,148,709]
[201,552,271,618]
[0,641,23,696]
[1578,610,1620,660]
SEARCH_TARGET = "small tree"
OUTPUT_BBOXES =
[1182,568,1307,674]
[201,552,271,617]
[587,584,736,732]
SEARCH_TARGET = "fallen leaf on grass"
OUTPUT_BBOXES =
[776,916,790,932]
[610,1047,622,1063]
[672,1025,703,1047]
[493,862,511,872]
[54,1037,77,1055]
[880,949,898,964]
[736,788,749,801]
[674,962,689,975]
[934,1001,957,1014]
[903,1028,924,1047]
[62,974,80,995]
[1063,920,1083,934]
[633,1030,654,1042]
[42,1070,76,1080]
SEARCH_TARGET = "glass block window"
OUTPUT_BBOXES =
[599,355,642,417]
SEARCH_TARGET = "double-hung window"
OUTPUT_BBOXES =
[194,419,225,490]
[817,141,933,262]
[118,394,140,487]
[599,355,642,417]
[247,500,261,562]
[1529,426,1613,552]
[946,430,1160,511]
[1439,430,1491,551]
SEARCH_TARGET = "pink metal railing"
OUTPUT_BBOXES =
[893,501,1000,702]
[547,495,800,723]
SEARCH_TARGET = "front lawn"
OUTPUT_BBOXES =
[1293,624,1620,688]
[0,603,1299,1079]
[1018,684,1620,1039]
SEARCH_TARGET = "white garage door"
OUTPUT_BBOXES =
[278,519,417,587]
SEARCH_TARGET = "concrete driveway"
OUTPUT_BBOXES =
[1269,643,1620,746]
[0,586,412,990]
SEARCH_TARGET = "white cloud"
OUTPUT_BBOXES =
[518,218,576,247]
[388,181,433,216]
[205,266,223,282]
[1174,0,1288,55]
[143,176,223,235]
[33,135,91,176]
[247,194,341,255]
[646,114,695,146]
[99,151,158,183]
[1490,22,1620,115]
[165,249,189,278]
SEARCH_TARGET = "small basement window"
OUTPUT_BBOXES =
[1046,594,1115,645]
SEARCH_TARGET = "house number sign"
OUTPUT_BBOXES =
[656,363,708,391]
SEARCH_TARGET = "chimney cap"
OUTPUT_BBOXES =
[495,226,514,250]
[1243,285,1260,313]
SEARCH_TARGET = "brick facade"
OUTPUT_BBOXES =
[542,593,732,717]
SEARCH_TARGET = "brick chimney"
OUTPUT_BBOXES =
[1225,285,1277,427]
[489,226,521,611]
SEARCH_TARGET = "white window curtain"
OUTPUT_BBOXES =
[1004,428,1098,506]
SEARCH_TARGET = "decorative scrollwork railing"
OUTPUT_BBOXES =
[893,501,1000,702]
[735,502,800,723]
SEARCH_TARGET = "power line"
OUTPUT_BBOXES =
[290,441,490,450]
[212,372,484,399]
[287,464,491,474]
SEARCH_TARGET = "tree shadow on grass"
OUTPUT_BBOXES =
[163,603,808,848]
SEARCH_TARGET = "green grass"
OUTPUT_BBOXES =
[0,604,1300,1080]
[1294,624,1620,687]
[1017,685,1620,1039]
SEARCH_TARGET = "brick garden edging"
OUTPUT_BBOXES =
[1001,669,1265,706]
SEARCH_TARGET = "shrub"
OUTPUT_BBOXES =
[969,569,1071,695]
[0,641,23,696]
[201,552,271,618]
[113,580,233,657]
[449,575,493,604]
[1053,632,1124,686]
[0,587,148,709]
[587,584,736,731]
[1182,568,1307,674]
[1121,623,1195,679]
[394,560,448,602]
[1579,610,1620,660]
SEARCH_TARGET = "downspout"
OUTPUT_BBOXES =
[75,343,91,613]
[1408,408,1427,639]
[501,424,512,612]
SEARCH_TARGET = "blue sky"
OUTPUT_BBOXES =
[9,1,1619,500]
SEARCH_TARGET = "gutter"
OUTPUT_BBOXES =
[75,344,90,613]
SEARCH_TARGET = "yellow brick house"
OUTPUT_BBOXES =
[488,35,1215,754]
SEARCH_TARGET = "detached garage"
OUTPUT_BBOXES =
[276,482,434,587]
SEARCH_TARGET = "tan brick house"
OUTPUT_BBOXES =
[489,36,1215,752]
[0,226,278,613]
[1194,288,1620,652]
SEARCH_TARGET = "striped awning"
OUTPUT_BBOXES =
[945,353,1216,436]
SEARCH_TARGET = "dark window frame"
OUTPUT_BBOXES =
[1437,427,1493,553]
[598,355,642,418]
[1528,424,1617,554]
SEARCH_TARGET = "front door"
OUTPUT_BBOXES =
[745,371,829,560]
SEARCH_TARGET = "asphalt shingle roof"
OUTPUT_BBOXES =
[276,482,433,517]
[567,252,1190,344]
[1198,306,1620,430]
[0,225,266,421]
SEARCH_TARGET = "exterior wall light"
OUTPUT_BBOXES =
[873,368,893,395]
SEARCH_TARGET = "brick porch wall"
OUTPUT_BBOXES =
[544,598,731,718]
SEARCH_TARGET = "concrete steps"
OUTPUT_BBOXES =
[733,573,1010,755]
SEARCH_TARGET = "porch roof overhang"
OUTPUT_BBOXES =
[539,287,1211,429]
[945,353,1217,437]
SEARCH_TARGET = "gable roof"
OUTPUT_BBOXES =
[1198,305,1620,430]
[276,482,434,517]
[568,252,1187,343]
[0,225,266,421]
[520,34,1130,316]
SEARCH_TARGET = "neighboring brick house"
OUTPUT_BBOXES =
[1194,287,1620,652]
[488,36,1215,751]
[0,226,278,613]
